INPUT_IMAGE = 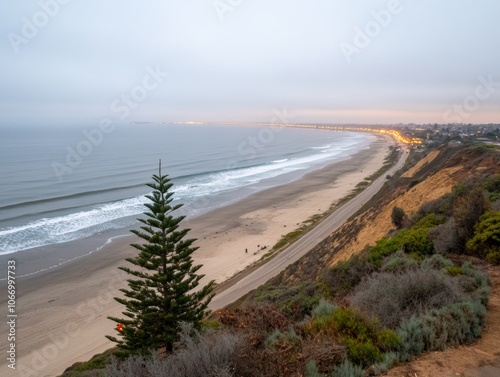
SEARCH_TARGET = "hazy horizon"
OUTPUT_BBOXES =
[1,0,500,127]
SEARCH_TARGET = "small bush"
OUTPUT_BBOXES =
[371,352,400,375]
[344,338,382,367]
[396,316,426,361]
[461,262,489,295]
[265,328,302,350]
[367,238,402,267]
[446,266,463,276]
[394,262,489,362]
[391,207,406,229]
[420,298,487,351]
[397,214,443,257]
[429,217,459,254]
[377,328,402,351]
[486,249,500,265]
[329,308,377,341]
[381,250,418,272]
[304,360,323,377]
[484,174,500,197]
[308,307,398,367]
[312,298,337,319]
[467,211,500,261]
[420,254,454,270]
[332,360,364,377]
[106,324,242,377]
[350,266,463,328]
[453,185,489,248]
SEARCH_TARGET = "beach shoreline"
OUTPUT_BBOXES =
[0,136,393,377]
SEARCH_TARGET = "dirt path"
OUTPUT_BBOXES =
[386,264,500,377]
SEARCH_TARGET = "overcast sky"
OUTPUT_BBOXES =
[1,0,499,127]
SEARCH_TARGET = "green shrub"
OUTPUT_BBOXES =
[377,328,401,351]
[421,254,454,270]
[265,328,302,350]
[309,307,399,367]
[304,360,323,377]
[484,174,500,195]
[311,298,337,319]
[201,319,222,331]
[344,338,382,367]
[367,238,402,267]
[394,262,489,362]
[486,249,500,265]
[391,207,406,229]
[467,211,500,261]
[446,266,463,276]
[332,360,364,377]
[461,262,489,295]
[265,329,283,349]
[329,308,376,342]
[381,250,418,272]
[397,214,443,257]
[396,316,426,361]
[420,298,487,351]
[368,215,443,264]
[350,266,464,328]
[372,352,400,375]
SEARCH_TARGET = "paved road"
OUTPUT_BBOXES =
[209,148,409,310]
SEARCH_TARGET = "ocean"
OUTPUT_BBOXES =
[0,124,373,256]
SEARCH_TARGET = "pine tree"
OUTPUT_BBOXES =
[107,162,215,355]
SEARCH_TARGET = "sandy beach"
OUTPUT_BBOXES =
[0,136,391,377]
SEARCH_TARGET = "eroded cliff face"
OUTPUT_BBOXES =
[271,145,500,286]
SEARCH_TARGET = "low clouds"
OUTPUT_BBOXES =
[1,0,499,126]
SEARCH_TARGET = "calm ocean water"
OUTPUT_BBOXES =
[0,124,373,255]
